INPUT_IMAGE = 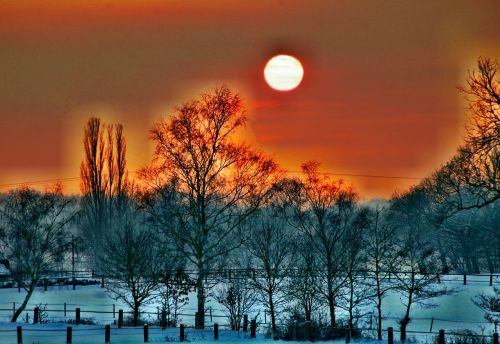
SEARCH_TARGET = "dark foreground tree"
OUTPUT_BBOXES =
[364,208,398,340]
[139,86,279,328]
[0,185,75,321]
[389,191,452,340]
[246,205,295,334]
[283,161,359,327]
[101,218,162,326]
[215,278,258,331]
[432,57,499,215]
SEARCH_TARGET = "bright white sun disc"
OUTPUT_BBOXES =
[264,55,304,91]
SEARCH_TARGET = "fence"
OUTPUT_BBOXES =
[1,323,498,344]
[3,270,500,287]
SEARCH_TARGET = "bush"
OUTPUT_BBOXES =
[443,330,487,344]
[278,312,362,341]
[67,317,96,325]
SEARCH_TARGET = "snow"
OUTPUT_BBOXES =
[0,275,497,343]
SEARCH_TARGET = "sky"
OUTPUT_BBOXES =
[0,1,499,199]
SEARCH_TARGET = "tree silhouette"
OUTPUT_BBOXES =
[283,161,358,328]
[0,185,75,321]
[80,117,128,265]
[139,86,279,328]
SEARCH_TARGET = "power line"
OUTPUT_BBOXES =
[0,177,81,188]
[287,170,422,181]
[0,169,421,190]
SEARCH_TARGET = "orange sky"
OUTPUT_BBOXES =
[0,0,499,199]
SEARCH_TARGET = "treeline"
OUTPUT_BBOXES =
[0,57,498,339]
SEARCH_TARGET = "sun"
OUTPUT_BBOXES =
[264,54,304,91]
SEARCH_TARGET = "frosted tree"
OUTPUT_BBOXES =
[100,216,162,326]
[246,205,296,334]
[0,185,75,322]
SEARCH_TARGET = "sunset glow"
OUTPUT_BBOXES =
[0,1,499,199]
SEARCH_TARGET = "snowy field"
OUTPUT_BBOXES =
[0,275,498,343]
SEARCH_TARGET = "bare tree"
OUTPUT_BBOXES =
[246,205,295,334]
[139,86,279,328]
[364,208,399,340]
[80,117,129,267]
[215,278,258,331]
[158,268,194,327]
[283,161,358,327]
[100,210,162,326]
[80,117,107,256]
[340,207,371,337]
[388,193,452,341]
[461,57,499,157]
[433,145,499,213]
[0,185,75,321]
[430,57,500,215]
[286,244,321,323]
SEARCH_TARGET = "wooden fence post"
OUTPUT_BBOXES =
[144,324,149,343]
[13,302,15,318]
[491,274,494,286]
[388,327,393,344]
[118,309,123,328]
[75,308,80,325]
[64,303,67,317]
[243,314,248,332]
[67,326,72,344]
[214,323,219,340]
[34,307,39,324]
[101,276,105,288]
[105,324,110,343]
[17,326,22,344]
[44,279,48,291]
[439,329,445,344]
[494,332,499,344]
[464,274,467,285]
[430,317,434,333]
[113,304,115,319]
[250,319,256,338]
[180,324,185,342]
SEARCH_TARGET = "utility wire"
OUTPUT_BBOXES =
[0,170,421,190]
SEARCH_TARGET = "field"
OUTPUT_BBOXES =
[0,274,497,343]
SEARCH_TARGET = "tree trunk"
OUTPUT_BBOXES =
[328,292,336,327]
[375,270,383,340]
[268,291,277,334]
[377,301,383,341]
[348,276,354,336]
[133,301,140,327]
[304,299,312,322]
[196,271,205,329]
[11,280,35,322]
[401,293,412,341]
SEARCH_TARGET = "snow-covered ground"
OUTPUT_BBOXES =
[0,275,497,343]
[0,323,287,344]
